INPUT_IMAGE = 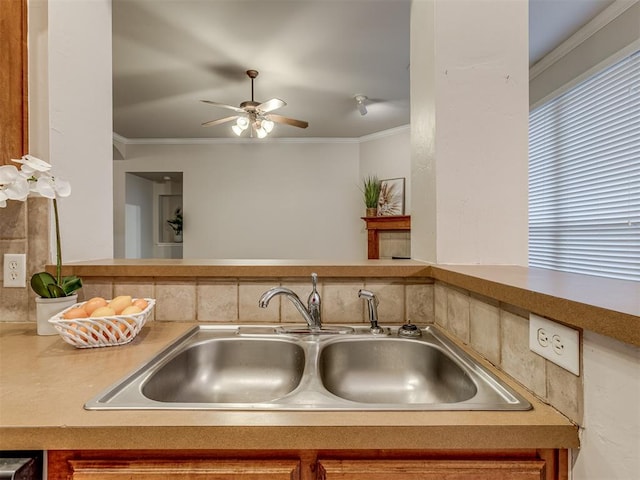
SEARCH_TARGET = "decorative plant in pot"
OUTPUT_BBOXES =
[0,155,82,335]
[361,175,381,217]
[167,207,183,243]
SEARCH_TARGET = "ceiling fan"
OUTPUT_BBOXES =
[201,69,309,138]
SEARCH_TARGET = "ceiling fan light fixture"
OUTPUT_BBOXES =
[236,116,249,129]
[255,126,268,139]
[262,119,274,133]
[201,69,308,138]
[354,94,368,116]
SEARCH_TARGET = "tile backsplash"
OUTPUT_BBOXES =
[75,276,435,326]
[434,281,584,425]
[0,198,49,321]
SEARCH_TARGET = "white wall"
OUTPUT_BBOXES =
[114,130,412,260]
[114,141,362,259]
[410,0,529,265]
[46,0,113,263]
[572,332,640,479]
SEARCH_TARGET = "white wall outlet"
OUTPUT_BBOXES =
[3,253,27,288]
[529,313,580,376]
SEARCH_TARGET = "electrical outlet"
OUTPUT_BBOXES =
[529,313,580,376]
[3,253,27,288]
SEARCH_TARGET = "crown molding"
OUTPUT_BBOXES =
[359,124,410,142]
[529,0,640,81]
[529,0,638,81]
[112,124,410,146]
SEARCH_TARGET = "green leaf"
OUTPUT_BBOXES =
[61,275,83,295]
[47,284,66,298]
[30,272,58,298]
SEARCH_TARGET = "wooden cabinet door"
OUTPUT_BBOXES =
[317,459,546,480]
[68,459,301,480]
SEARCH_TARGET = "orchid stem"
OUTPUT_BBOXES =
[53,198,62,286]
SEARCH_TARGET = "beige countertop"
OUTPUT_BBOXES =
[0,322,578,451]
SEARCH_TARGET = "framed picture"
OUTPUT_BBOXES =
[377,177,405,216]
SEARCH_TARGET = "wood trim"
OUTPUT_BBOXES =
[21,0,28,154]
[0,0,28,165]
[537,449,569,480]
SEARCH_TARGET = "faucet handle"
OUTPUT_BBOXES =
[311,272,318,289]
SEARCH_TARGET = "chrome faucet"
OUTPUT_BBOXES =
[307,273,321,328]
[358,289,384,335]
[259,273,322,330]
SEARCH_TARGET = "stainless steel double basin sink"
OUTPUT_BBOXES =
[85,325,531,411]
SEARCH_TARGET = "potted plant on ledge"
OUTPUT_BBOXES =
[167,207,183,243]
[0,155,82,335]
[362,175,381,217]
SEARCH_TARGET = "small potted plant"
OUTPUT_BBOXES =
[361,175,381,217]
[167,207,183,243]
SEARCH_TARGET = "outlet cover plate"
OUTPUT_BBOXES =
[3,253,27,288]
[529,313,580,376]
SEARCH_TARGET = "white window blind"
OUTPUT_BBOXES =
[529,50,640,282]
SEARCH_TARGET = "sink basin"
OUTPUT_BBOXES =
[142,338,305,403]
[85,325,531,411]
[319,339,477,404]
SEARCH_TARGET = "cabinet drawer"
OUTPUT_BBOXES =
[68,459,301,480]
[317,459,546,480]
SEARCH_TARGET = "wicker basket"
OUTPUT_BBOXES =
[48,298,155,348]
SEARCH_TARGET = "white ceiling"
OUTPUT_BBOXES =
[113,0,614,140]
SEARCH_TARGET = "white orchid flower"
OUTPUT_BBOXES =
[0,164,19,184]
[12,154,52,174]
[31,174,71,199]
[0,165,30,207]
[1,156,70,207]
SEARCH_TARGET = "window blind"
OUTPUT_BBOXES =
[529,50,640,282]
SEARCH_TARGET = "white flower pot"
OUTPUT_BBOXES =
[35,294,78,335]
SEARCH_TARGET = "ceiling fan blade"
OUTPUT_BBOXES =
[200,100,245,113]
[257,98,286,113]
[201,115,239,127]
[267,113,309,129]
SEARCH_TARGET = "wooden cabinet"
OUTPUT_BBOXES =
[49,449,566,480]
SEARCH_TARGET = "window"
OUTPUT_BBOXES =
[529,50,640,282]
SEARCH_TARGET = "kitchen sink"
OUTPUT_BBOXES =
[319,339,477,404]
[85,325,531,411]
[142,338,305,403]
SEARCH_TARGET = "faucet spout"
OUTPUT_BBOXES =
[259,286,320,330]
[359,289,384,335]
